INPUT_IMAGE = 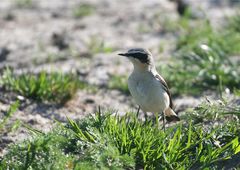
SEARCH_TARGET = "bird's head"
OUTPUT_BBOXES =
[118,48,154,70]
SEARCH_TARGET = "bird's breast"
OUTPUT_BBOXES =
[128,72,169,113]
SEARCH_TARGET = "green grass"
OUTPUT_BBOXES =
[182,98,240,124]
[227,12,240,33]
[159,16,190,34]
[73,3,96,18]
[0,68,86,104]
[0,101,19,132]
[234,88,240,96]
[159,18,240,96]
[160,44,240,95]
[1,100,240,169]
[176,20,240,55]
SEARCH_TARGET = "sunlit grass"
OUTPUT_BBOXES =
[0,101,19,132]
[182,98,240,124]
[1,99,239,169]
[0,68,85,104]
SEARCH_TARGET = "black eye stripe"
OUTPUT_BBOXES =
[131,52,150,64]
[132,53,147,60]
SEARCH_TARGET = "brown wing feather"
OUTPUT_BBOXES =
[154,74,174,109]
[154,73,180,121]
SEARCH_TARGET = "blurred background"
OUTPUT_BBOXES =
[0,0,240,157]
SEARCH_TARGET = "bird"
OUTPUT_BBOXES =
[118,48,180,130]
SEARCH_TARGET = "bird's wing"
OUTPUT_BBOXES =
[154,73,174,109]
[151,70,180,122]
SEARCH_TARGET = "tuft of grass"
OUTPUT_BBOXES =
[0,101,19,132]
[73,3,95,18]
[182,98,240,124]
[108,75,129,94]
[1,100,240,169]
[0,68,83,104]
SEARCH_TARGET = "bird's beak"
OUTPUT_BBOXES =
[118,53,129,57]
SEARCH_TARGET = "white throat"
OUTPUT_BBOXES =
[132,62,155,73]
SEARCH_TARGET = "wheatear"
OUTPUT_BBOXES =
[118,48,180,130]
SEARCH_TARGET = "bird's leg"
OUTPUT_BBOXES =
[136,106,140,118]
[162,111,166,132]
[144,112,148,122]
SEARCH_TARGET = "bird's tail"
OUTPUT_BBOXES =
[165,108,180,122]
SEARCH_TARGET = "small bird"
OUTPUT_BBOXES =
[118,48,180,130]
